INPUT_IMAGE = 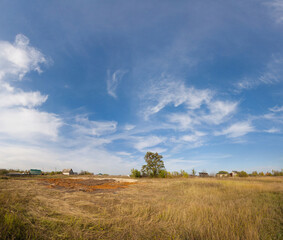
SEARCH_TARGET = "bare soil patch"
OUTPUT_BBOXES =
[40,178,137,192]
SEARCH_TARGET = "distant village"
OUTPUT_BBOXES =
[1,168,104,177]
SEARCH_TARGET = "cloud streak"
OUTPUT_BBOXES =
[107,69,127,99]
[235,55,283,91]
[215,121,254,138]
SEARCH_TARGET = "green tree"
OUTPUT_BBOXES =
[238,171,248,177]
[158,170,168,178]
[141,152,165,177]
[251,171,258,176]
[192,168,196,176]
[217,171,229,174]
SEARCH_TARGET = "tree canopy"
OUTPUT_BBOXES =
[141,152,165,177]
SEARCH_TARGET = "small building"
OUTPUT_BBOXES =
[30,169,42,175]
[216,173,229,178]
[230,171,238,177]
[62,169,74,175]
[199,172,209,177]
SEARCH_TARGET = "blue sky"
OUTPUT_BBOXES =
[0,0,282,174]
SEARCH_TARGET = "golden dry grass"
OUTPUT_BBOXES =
[0,176,282,239]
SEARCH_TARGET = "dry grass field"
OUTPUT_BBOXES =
[0,176,282,240]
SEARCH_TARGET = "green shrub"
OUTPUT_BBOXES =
[238,171,248,177]
[79,171,93,175]
[158,170,168,178]
[180,170,189,178]
[171,171,180,177]
[130,169,141,178]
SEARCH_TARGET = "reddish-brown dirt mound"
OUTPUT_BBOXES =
[40,178,136,192]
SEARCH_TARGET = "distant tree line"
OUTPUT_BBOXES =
[130,152,283,178]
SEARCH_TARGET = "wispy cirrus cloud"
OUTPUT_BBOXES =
[74,115,117,137]
[264,128,280,133]
[106,69,127,99]
[124,124,136,131]
[235,55,283,91]
[260,105,283,123]
[142,76,238,136]
[133,135,166,152]
[180,131,206,142]
[142,77,212,119]
[215,121,254,138]
[202,101,238,125]
[266,0,283,23]
[269,105,283,112]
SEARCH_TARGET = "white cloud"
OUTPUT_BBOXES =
[215,121,254,138]
[264,128,280,133]
[143,147,167,153]
[169,131,206,150]
[143,78,212,119]
[0,35,138,174]
[74,116,117,136]
[269,105,283,112]
[266,0,283,23]
[116,151,132,156]
[0,85,48,108]
[261,106,283,123]
[203,101,238,124]
[0,34,47,81]
[133,136,165,152]
[106,69,127,98]
[235,56,283,91]
[167,100,237,131]
[124,124,136,131]
[0,34,62,142]
[143,76,238,133]
[0,108,62,140]
[181,131,206,142]
[168,113,196,130]
[0,143,136,175]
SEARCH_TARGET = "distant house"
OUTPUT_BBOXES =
[30,169,42,175]
[62,169,74,175]
[199,172,209,177]
[230,171,238,177]
[216,173,229,178]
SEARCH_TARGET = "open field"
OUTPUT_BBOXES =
[0,176,282,240]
